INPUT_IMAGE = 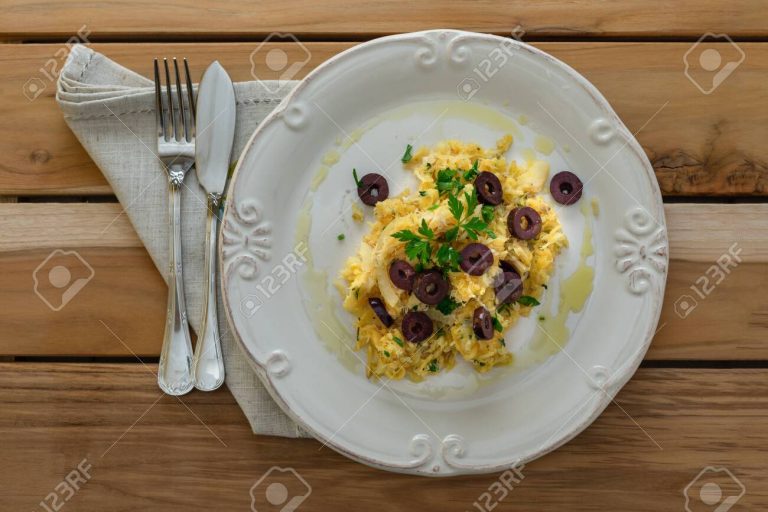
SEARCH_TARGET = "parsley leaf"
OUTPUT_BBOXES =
[463,160,479,181]
[464,189,479,216]
[435,244,461,271]
[462,217,488,240]
[383,350,391,357]
[492,315,503,332]
[392,230,420,242]
[436,295,460,315]
[447,193,463,221]
[444,226,459,242]
[418,219,434,240]
[393,336,404,347]
[518,295,541,307]
[436,168,462,195]
[481,205,495,224]
[401,144,414,163]
[427,359,439,372]
[337,233,345,241]
[392,229,432,264]
[419,190,427,197]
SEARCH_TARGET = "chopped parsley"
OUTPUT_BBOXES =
[492,315,503,332]
[463,160,479,181]
[337,233,345,241]
[436,168,463,195]
[419,190,427,197]
[352,168,363,189]
[436,295,460,315]
[383,350,391,358]
[518,295,541,307]
[427,359,439,372]
[401,144,414,163]
[393,336,404,347]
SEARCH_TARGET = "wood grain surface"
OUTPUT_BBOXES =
[1,363,766,511]
[2,41,766,196]
[2,1,766,40]
[2,5,767,510]
[1,202,766,359]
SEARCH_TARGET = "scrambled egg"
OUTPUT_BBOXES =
[340,136,568,381]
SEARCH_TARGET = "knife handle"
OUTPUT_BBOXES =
[158,180,194,396]
[193,195,226,391]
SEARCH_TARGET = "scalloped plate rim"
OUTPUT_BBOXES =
[219,29,667,476]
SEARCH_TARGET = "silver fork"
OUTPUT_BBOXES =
[155,58,196,396]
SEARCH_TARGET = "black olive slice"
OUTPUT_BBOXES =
[401,311,434,343]
[507,207,542,240]
[389,259,416,292]
[550,171,583,205]
[459,243,493,276]
[494,271,523,304]
[473,306,494,340]
[368,297,394,327]
[357,173,389,206]
[474,171,503,206]
[413,270,450,306]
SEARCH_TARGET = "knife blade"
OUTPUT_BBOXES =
[192,60,236,391]
[195,60,236,196]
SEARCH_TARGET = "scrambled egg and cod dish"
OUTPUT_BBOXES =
[339,135,569,381]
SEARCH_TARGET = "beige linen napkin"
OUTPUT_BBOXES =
[57,44,307,438]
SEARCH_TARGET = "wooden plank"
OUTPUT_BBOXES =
[0,203,165,356]
[2,41,767,196]
[0,202,766,359]
[1,363,767,510]
[2,0,767,39]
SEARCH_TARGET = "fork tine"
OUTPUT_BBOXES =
[183,58,196,127]
[163,58,176,140]
[173,58,188,142]
[153,59,166,141]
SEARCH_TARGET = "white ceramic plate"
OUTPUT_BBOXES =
[220,30,667,476]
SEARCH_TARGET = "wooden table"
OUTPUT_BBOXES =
[2,2,767,510]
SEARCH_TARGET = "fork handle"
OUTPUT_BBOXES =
[193,195,225,391]
[158,179,194,395]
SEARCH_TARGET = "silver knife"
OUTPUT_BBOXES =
[192,60,236,391]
